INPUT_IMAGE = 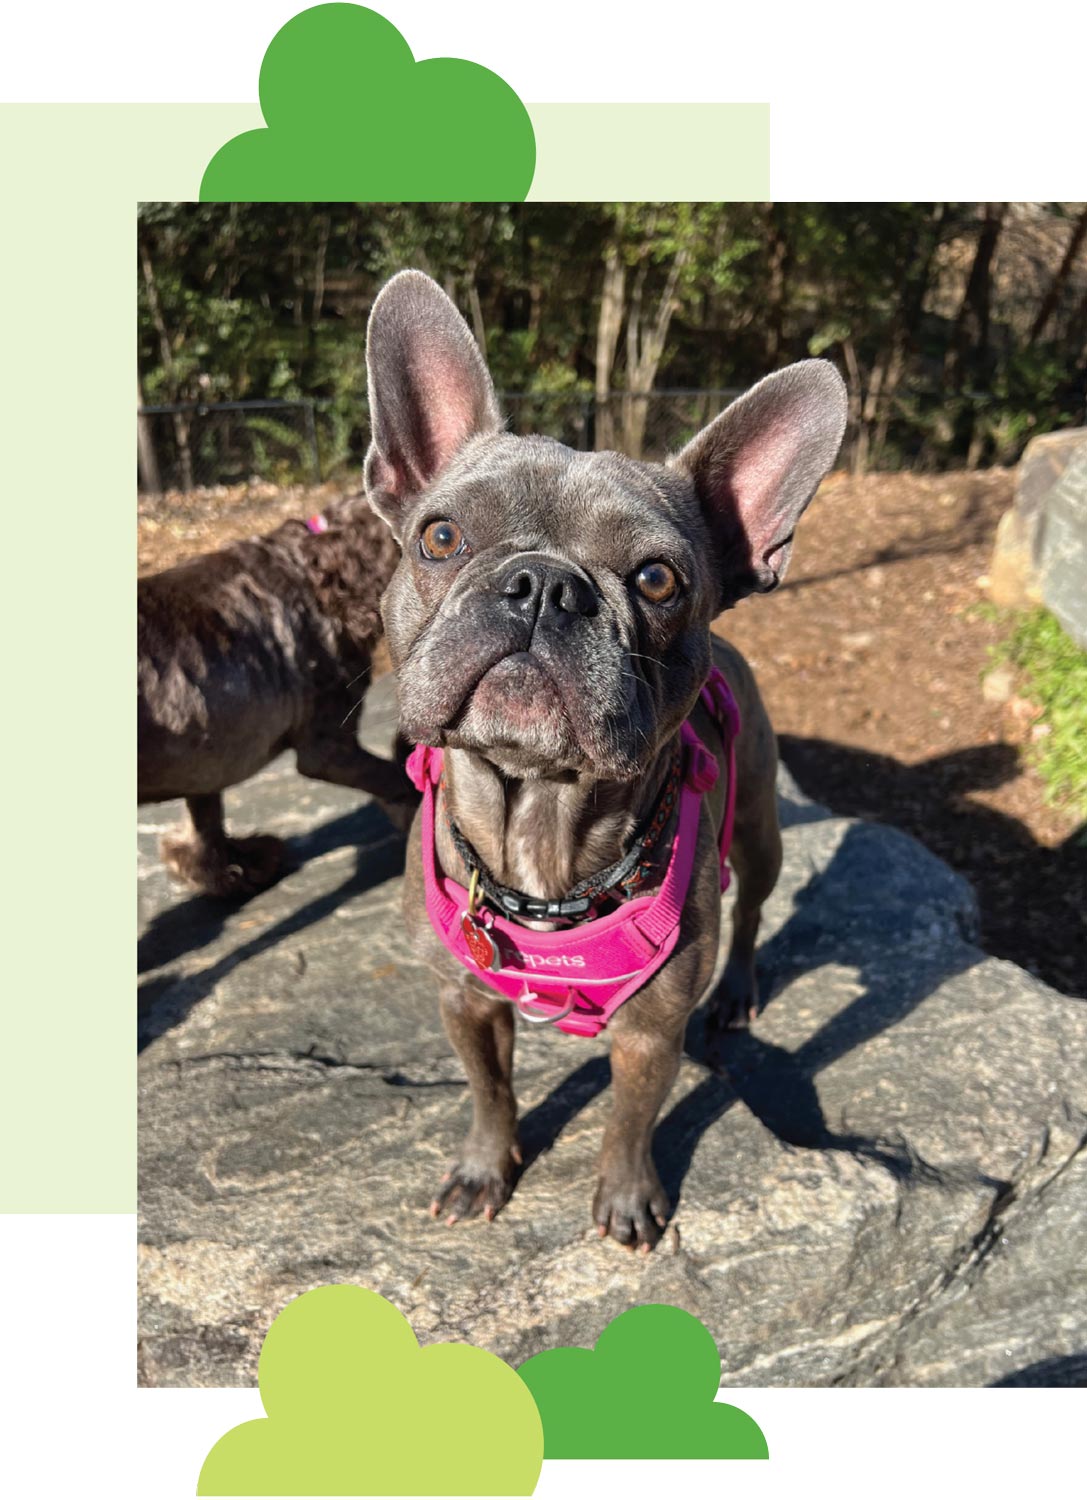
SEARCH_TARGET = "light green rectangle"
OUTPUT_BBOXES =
[1,105,263,1213]
[527,103,770,201]
[0,100,768,1212]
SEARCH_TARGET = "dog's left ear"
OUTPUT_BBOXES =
[364,270,502,537]
[671,360,847,605]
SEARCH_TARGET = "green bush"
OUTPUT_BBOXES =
[997,609,1087,819]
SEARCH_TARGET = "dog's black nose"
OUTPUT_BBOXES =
[496,557,599,626]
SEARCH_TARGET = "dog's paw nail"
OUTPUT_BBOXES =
[655,1214,668,1228]
[428,1201,441,1217]
[596,1223,608,1238]
[439,1171,452,1184]
[484,1204,496,1222]
[510,1145,523,1165]
[445,1214,458,1228]
[639,1241,652,1256]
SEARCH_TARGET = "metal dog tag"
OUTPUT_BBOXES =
[460,910,501,971]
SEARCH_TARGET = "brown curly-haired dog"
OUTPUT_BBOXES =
[138,492,416,897]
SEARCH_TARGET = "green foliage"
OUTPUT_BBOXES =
[138,201,1087,480]
[517,1304,767,1459]
[245,414,314,485]
[995,609,1087,818]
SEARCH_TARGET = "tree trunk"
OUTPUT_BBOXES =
[594,244,625,451]
[620,245,690,458]
[312,212,331,325]
[136,376,161,495]
[841,337,867,476]
[943,203,1007,465]
[870,204,947,468]
[764,204,791,365]
[140,240,193,491]
[856,350,890,476]
[945,203,1007,390]
[871,336,905,467]
[467,277,488,359]
[1028,205,1087,345]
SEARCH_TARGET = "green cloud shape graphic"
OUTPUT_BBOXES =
[517,1303,768,1459]
[200,4,535,201]
[197,1285,544,1495]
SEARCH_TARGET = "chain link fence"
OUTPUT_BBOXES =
[136,391,747,494]
[137,400,321,494]
[147,385,1080,493]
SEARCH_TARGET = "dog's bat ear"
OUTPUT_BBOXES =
[670,360,847,605]
[364,270,502,534]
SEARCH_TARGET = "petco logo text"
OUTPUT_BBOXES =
[524,953,586,969]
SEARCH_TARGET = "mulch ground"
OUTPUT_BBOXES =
[719,468,1085,998]
[138,470,1086,998]
[138,481,344,576]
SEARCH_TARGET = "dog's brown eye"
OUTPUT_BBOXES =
[420,519,466,560]
[634,561,678,603]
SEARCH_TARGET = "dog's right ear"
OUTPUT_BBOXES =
[364,270,502,536]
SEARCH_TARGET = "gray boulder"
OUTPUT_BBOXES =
[138,684,1086,1389]
[990,427,1087,648]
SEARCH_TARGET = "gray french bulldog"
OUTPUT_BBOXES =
[365,270,846,1251]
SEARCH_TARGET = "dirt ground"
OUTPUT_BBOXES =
[138,481,343,576]
[138,470,1086,997]
[721,468,1085,998]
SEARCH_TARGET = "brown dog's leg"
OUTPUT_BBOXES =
[709,768,783,1038]
[430,981,520,1225]
[295,731,418,830]
[160,793,285,898]
[593,1022,683,1252]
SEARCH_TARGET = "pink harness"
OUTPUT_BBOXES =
[406,668,741,1038]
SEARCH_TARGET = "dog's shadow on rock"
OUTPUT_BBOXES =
[656,817,982,1211]
[138,803,405,1051]
[138,802,397,974]
[518,813,984,1217]
[990,1354,1087,1387]
[779,736,1086,999]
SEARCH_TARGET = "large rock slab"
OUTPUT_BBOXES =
[990,427,1087,647]
[138,682,1087,1389]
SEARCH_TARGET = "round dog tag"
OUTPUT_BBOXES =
[461,911,501,971]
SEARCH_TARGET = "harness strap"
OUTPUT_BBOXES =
[405,664,741,1036]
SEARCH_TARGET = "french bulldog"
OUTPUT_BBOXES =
[365,270,846,1250]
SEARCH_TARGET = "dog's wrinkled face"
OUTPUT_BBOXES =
[381,436,714,779]
[365,271,847,783]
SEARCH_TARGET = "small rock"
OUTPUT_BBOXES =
[982,666,1016,704]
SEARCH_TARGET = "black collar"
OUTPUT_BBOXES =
[443,746,683,926]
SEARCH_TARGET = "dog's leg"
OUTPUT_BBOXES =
[708,767,783,1038]
[593,1021,683,1252]
[430,980,520,1225]
[295,730,418,830]
[160,793,285,898]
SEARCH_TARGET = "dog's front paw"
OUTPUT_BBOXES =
[592,1162,670,1253]
[429,1144,520,1226]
